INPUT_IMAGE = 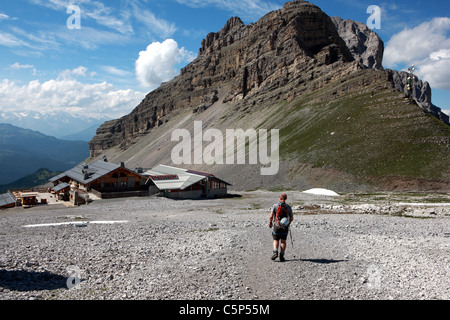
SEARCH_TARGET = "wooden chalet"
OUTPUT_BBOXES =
[50,160,148,200]
[144,165,231,199]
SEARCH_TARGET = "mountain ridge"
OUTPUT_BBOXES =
[0,111,109,139]
[0,123,89,185]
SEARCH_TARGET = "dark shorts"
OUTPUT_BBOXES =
[272,227,289,241]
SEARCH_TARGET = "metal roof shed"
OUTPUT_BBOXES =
[0,192,16,209]
[53,182,70,193]
[144,165,231,199]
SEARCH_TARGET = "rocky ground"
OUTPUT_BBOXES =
[0,190,449,301]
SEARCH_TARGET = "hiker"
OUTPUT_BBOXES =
[269,193,293,262]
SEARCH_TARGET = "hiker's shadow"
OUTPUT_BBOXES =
[286,258,348,264]
[0,269,70,292]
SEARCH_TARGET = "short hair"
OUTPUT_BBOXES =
[280,193,287,200]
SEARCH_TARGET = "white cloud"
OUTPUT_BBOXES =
[8,62,38,76]
[28,0,176,39]
[175,0,281,21]
[83,1,133,34]
[0,12,17,21]
[384,17,450,90]
[0,78,145,119]
[54,25,131,50]
[57,66,90,80]
[6,1,177,54]
[101,66,133,77]
[0,32,28,47]
[129,1,177,39]
[135,39,196,90]
[71,66,88,76]
[9,62,35,70]
[29,0,133,34]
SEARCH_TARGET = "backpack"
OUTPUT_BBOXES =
[274,202,289,228]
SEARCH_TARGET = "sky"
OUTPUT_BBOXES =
[1,0,449,121]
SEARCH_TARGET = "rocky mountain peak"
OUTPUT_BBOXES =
[199,16,245,56]
[331,16,384,70]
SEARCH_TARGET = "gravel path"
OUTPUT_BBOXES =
[0,191,449,300]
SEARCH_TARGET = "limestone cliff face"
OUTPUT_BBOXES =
[331,16,448,125]
[388,70,449,124]
[331,16,384,70]
[89,0,355,156]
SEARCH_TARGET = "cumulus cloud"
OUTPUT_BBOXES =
[8,62,38,75]
[384,17,450,90]
[0,78,145,119]
[135,39,195,90]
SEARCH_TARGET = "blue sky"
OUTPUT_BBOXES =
[1,0,449,121]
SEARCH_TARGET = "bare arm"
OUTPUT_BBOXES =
[269,207,275,228]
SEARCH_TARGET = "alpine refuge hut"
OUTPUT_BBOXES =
[50,160,148,200]
[144,165,231,199]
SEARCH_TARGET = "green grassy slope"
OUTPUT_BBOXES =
[276,69,450,184]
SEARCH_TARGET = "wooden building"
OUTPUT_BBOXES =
[50,160,148,199]
[144,165,231,199]
[51,182,70,201]
[18,192,39,208]
[0,191,16,209]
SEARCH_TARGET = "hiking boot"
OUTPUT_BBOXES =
[279,252,285,262]
[271,250,278,261]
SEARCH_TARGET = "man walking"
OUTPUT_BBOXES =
[269,193,294,262]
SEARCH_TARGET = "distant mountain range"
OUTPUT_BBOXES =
[0,111,108,141]
[0,123,90,185]
[0,168,62,193]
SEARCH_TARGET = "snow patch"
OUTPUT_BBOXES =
[302,188,340,196]
[23,220,129,228]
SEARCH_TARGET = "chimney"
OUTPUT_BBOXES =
[120,162,125,168]
[82,164,90,180]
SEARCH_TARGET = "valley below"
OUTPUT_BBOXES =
[0,189,448,300]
